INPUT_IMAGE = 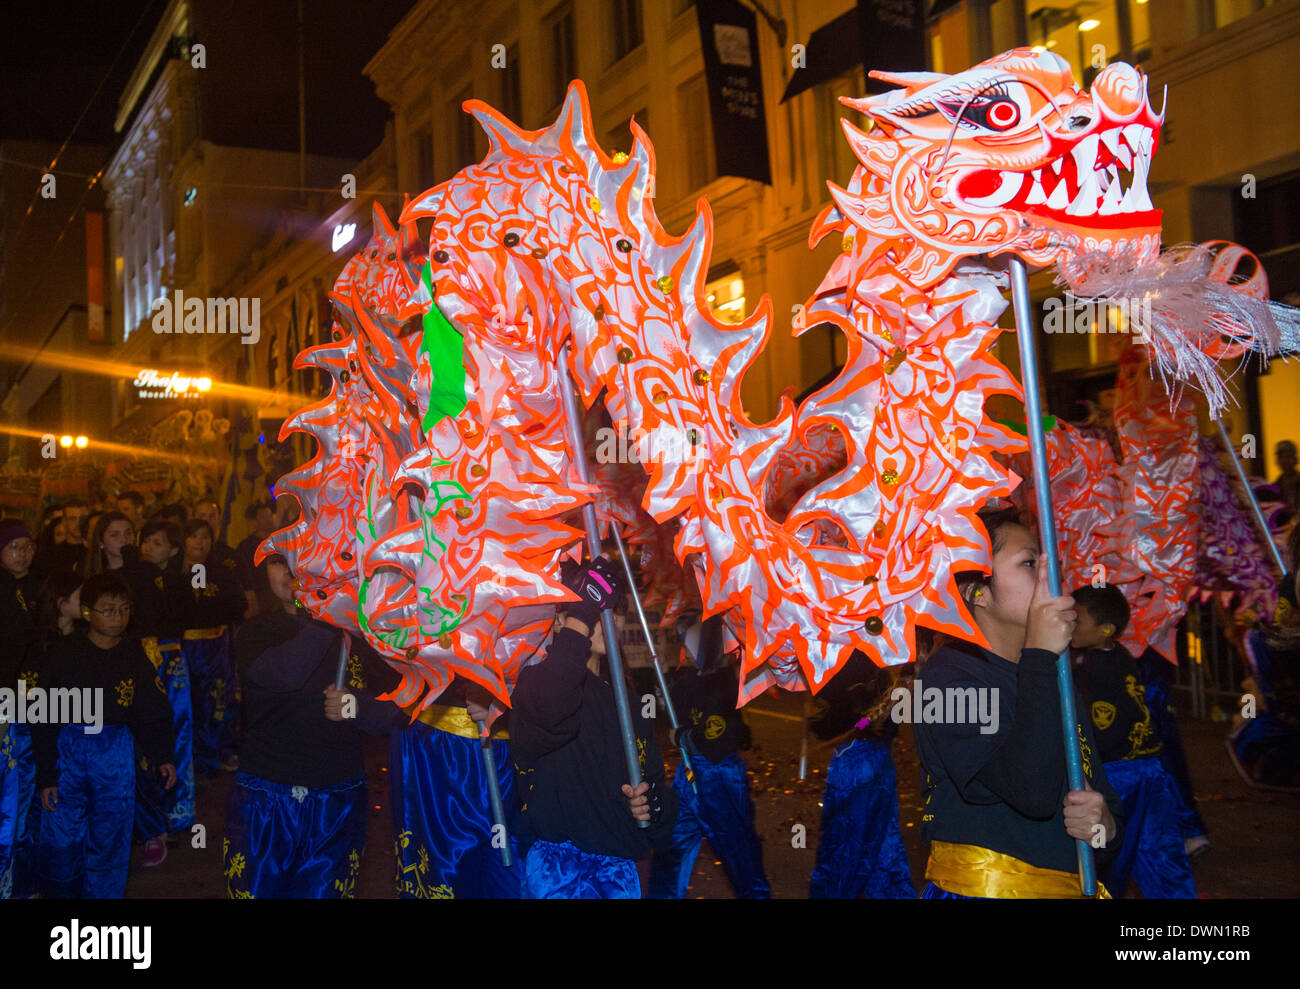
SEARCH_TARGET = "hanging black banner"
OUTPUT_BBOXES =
[858,0,927,85]
[696,0,772,185]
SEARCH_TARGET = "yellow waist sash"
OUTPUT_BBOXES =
[183,626,228,640]
[926,841,1111,899]
[408,703,509,741]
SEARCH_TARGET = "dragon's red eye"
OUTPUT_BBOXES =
[986,99,1019,130]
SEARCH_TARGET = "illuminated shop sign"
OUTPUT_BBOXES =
[134,368,213,399]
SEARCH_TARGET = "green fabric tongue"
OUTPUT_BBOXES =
[1000,414,1057,436]
[419,261,469,431]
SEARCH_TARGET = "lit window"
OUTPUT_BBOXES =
[705,272,745,324]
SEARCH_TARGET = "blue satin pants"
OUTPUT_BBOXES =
[135,638,196,838]
[5,724,39,898]
[223,772,367,898]
[647,750,770,898]
[1102,758,1197,899]
[1141,673,1209,838]
[522,838,641,899]
[183,629,238,778]
[809,738,915,899]
[1,726,18,898]
[38,725,135,899]
[389,720,522,898]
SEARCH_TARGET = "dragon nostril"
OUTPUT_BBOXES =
[1068,115,1092,130]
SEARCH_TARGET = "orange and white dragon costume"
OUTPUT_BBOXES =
[267,48,1186,712]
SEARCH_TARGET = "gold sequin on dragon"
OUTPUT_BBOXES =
[656,275,674,293]
[617,347,635,364]
[865,616,885,635]
[884,347,907,374]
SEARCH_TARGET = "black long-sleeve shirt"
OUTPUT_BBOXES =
[669,664,746,763]
[1074,644,1162,763]
[32,631,176,789]
[0,568,42,690]
[510,627,679,860]
[809,649,897,745]
[123,559,187,641]
[916,642,1124,873]
[235,610,401,787]
[173,562,245,631]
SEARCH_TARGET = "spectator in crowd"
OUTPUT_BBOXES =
[116,491,148,533]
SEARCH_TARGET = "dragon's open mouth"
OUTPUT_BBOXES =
[957,123,1159,230]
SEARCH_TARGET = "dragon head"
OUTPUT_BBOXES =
[817,47,1163,287]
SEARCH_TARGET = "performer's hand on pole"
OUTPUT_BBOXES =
[1024,554,1078,654]
[560,555,625,628]
[622,780,663,824]
[323,685,350,721]
[1064,780,1115,846]
[464,682,492,726]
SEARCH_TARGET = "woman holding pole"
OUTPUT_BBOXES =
[916,508,1125,898]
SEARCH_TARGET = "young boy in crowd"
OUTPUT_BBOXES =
[1071,584,1196,898]
[129,519,195,864]
[0,520,41,663]
[33,573,176,898]
[648,615,769,899]
[509,556,678,898]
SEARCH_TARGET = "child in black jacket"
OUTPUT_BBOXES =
[33,573,175,898]
[509,556,678,897]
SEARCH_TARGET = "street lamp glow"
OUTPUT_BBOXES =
[196,377,212,392]
[59,435,73,448]
[75,435,88,448]
[1079,19,1100,31]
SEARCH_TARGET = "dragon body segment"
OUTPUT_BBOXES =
[270,48,1172,705]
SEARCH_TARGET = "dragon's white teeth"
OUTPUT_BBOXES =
[1026,169,1047,205]
[1117,143,1134,170]
[1050,157,1065,176]
[1066,168,1101,216]
[1100,128,1122,159]
[1071,134,1100,176]
[1099,175,1125,215]
[1046,180,1071,211]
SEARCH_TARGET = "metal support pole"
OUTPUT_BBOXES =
[607,525,698,795]
[556,346,647,823]
[334,633,350,691]
[476,719,513,867]
[1214,420,1287,575]
[1008,257,1098,896]
[797,696,809,783]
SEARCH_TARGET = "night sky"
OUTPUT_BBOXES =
[1,0,412,158]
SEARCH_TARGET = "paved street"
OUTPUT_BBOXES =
[117,684,1300,900]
